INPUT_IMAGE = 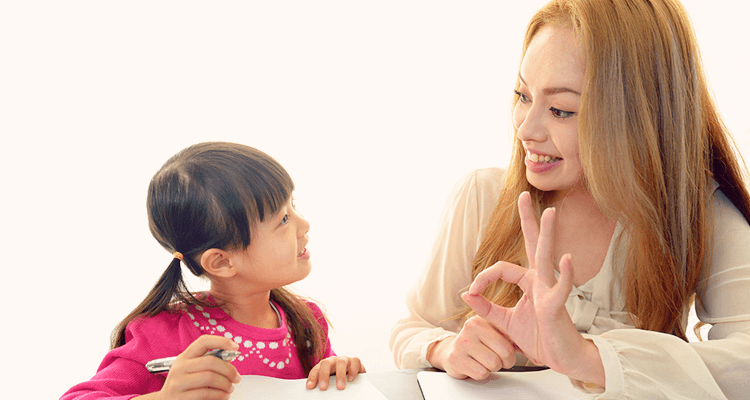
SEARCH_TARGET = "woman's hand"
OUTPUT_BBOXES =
[426,316,519,380]
[140,335,241,400]
[306,356,366,390]
[461,191,604,386]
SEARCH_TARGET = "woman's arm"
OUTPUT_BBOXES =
[389,168,505,369]
[466,188,749,399]
[593,188,750,399]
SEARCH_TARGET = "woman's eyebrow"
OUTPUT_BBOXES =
[519,74,581,96]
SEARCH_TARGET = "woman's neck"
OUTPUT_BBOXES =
[208,285,279,329]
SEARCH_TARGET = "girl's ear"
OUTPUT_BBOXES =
[200,249,237,278]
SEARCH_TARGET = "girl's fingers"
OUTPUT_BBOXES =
[180,355,240,382]
[535,207,558,287]
[179,369,237,394]
[518,192,540,268]
[182,335,240,359]
[309,358,334,390]
[306,365,321,389]
[335,358,348,389]
[468,261,528,295]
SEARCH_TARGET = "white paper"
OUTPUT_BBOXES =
[417,370,594,399]
[229,375,389,400]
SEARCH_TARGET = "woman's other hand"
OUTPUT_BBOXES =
[426,315,520,380]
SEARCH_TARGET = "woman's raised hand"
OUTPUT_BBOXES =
[461,192,604,385]
[146,335,241,400]
[426,315,520,380]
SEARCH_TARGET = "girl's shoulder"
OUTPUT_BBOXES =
[127,293,216,338]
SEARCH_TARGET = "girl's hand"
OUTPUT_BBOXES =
[426,316,519,380]
[306,356,366,390]
[152,335,241,400]
[461,192,605,386]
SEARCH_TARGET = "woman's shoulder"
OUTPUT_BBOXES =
[472,167,506,195]
[448,167,506,213]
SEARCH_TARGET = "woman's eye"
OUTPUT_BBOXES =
[514,90,530,103]
[550,107,576,119]
[281,214,289,225]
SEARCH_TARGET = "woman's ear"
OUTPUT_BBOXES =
[200,248,237,278]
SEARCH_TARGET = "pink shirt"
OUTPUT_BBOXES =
[61,297,334,400]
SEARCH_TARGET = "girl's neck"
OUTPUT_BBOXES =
[208,286,280,329]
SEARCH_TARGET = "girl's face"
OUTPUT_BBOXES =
[513,24,585,194]
[231,196,312,291]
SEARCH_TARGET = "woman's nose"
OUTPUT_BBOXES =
[514,104,547,143]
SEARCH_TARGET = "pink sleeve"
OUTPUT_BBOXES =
[60,312,194,400]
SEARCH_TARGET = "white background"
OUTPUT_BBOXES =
[1,1,748,399]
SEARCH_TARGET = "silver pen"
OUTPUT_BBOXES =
[145,349,242,374]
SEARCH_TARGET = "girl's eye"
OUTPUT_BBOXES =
[514,90,530,103]
[281,214,289,225]
[550,107,576,119]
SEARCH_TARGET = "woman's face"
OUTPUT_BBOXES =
[513,24,585,194]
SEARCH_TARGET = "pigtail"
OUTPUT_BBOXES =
[110,256,202,349]
[270,288,328,375]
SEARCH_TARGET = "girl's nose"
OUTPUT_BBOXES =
[297,214,310,236]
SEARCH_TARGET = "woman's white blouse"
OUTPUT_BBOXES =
[389,168,750,399]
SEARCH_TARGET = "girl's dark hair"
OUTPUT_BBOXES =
[110,141,327,373]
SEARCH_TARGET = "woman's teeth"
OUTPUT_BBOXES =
[529,153,561,163]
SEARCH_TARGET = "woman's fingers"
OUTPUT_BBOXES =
[551,253,574,305]
[519,192,559,288]
[441,317,519,380]
[461,291,512,334]
[518,192,540,267]
[535,207,558,287]
[468,261,527,295]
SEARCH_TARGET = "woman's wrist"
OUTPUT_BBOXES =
[426,336,454,370]
[568,338,605,388]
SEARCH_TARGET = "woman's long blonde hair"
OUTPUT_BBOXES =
[462,0,750,341]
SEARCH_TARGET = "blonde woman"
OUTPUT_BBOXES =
[389,0,750,398]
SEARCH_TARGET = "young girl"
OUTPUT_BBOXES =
[62,142,365,400]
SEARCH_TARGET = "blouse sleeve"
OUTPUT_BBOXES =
[578,188,750,399]
[389,168,505,369]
